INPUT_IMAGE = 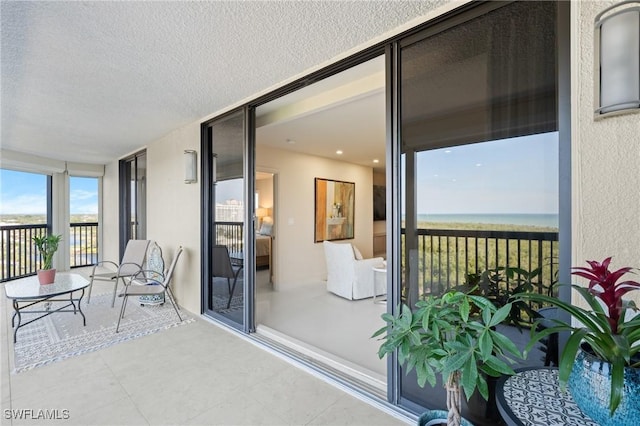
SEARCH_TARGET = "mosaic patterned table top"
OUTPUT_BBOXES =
[498,368,598,426]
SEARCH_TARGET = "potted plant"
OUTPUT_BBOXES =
[461,265,550,329]
[32,233,62,284]
[515,257,640,425]
[373,290,523,426]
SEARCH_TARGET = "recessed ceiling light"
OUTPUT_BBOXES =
[336,150,343,155]
[373,159,379,163]
[445,150,452,154]
[476,163,482,167]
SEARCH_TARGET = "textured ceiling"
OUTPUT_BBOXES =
[1,1,443,165]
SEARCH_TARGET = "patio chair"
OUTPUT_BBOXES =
[88,239,151,308]
[211,245,243,309]
[116,247,184,333]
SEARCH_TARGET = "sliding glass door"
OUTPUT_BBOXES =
[202,109,255,330]
[395,1,564,421]
[119,150,146,258]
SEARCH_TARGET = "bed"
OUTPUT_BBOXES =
[256,221,273,269]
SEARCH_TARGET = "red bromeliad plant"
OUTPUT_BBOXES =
[516,257,640,414]
[571,257,640,334]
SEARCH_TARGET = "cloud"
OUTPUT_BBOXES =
[70,189,96,201]
[0,194,47,214]
[71,202,98,214]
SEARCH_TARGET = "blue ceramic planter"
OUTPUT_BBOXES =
[568,347,640,426]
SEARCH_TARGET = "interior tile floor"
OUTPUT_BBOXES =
[254,270,387,390]
[1,269,411,426]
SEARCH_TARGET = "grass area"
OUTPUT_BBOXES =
[417,220,558,233]
[402,220,559,307]
[1,214,98,225]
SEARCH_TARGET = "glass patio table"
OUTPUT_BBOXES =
[4,273,89,343]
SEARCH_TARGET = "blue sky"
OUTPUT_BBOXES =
[1,132,557,216]
[413,132,559,215]
[0,170,98,215]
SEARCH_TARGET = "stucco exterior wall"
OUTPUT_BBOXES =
[101,161,120,267]
[145,122,202,314]
[573,1,640,297]
[101,123,202,315]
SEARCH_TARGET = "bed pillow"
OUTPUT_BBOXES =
[259,223,273,236]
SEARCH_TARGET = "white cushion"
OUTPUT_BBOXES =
[352,245,363,260]
[259,223,273,236]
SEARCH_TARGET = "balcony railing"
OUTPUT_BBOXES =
[1,224,47,281]
[70,222,99,268]
[212,222,559,299]
[214,221,243,254]
[403,228,559,298]
[1,222,99,282]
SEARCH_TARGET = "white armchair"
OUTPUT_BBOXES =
[323,240,385,300]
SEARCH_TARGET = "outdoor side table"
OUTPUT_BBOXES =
[4,273,89,343]
[372,263,387,304]
[496,367,598,426]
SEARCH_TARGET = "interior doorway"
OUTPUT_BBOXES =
[253,55,388,392]
[255,171,275,286]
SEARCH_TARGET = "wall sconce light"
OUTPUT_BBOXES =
[595,1,640,117]
[184,150,197,184]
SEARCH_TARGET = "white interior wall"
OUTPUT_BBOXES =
[257,145,374,290]
[256,176,274,210]
[573,1,640,304]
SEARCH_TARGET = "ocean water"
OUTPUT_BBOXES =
[416,213,558,228]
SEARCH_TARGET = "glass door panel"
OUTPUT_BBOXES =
[204,110,247,327]
[397,1,559,421]
[119,151,146,258]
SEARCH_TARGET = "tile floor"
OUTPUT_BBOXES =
[1,272,412,426]
[254,274,388,386]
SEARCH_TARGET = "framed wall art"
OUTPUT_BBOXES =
[314,178,355,242]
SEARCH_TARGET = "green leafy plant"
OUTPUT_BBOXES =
[373,291,522,426]
[461,265,551,328]
[515,257,640,415]
[32,234,62,270]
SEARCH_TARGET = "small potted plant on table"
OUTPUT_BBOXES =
[373,290,523,426]
[33,233,62,284]
[515,257,640,425]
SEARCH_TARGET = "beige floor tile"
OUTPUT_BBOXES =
[2,289,412,426]
[122,366,231,424]
[11,367,126,420]
[307,396,407,426]
[66,396,149,426]
[9,351,107,400]
[184,393,291,426]
[244,367,343,424]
